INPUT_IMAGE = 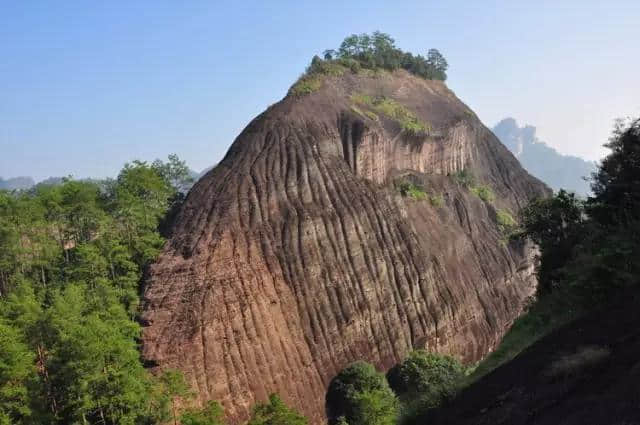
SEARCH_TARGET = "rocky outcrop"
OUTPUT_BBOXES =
[141,70,549,424]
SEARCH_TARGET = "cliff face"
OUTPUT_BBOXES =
[141,70,549,424]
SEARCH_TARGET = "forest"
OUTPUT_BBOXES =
[0,155,309,424]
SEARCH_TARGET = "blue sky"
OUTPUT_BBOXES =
[2,1,639,181]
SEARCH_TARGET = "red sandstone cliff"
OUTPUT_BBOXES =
[141,69,549,424]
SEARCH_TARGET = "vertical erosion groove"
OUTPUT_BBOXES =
[142,75,548,425]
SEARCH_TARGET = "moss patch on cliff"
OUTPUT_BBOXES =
[350,105,379,122]
[451,170,496,203]
[351,94,431,136]
[396,180,444,207]
[496,208,517,236]
[289,74,324,96]
[470,185,495,203]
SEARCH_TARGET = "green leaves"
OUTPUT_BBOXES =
[180,400,225,425]
[386,351,463,409]
[326,362,397,425]
[0,320,36,423]
[248,394,307,425]
[0,155,193,424]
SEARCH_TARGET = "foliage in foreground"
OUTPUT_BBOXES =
[472,118,640,384]
[387,351,464,405]
[0,156,195,424]
[387,351,464,423]
[326,362,398,425]
[247,394,307,425]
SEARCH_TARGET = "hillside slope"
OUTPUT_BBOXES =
[141,69,549,424]
[424,294,640,425]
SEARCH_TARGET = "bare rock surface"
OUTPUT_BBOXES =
[141,70,550,424]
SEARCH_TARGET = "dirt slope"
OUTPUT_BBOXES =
[141,69,549,423]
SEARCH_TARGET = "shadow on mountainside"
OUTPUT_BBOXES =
[417,292,640,425]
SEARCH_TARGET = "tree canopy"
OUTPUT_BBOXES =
[0,155,201,424]
[520,117,640,299]
[326,361,397,425]
[317,31,448,81]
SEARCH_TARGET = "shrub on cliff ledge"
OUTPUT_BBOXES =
[326,362,398,425]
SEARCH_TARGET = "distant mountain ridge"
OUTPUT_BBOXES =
[0,168,205,192]
[492,118,596,196]
[0,176,35,191]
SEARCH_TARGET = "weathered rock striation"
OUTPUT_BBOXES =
[141,69,549,424]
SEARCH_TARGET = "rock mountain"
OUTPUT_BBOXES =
[141,69,549,424]
[492,118,596,197]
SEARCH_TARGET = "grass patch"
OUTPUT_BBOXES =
[396,180,444,207]
[289,74,323,96]
[450,170,496,203]
[450,169,475,188]
[496,208,517,236]
[364,110,379,121]
[470,185,495,203]
[351,94,431,136]
[466,289,582,384]
[398,181,428,200]
[350,105,379,122]
[429,194,444,207]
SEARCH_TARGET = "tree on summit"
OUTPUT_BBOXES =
[317,32,449,81]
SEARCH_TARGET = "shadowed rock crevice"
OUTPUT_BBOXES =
[141,69,550,424]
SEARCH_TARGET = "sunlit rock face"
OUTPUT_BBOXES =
[141,70,550,424]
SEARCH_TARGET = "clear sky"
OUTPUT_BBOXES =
[2,0,639,181]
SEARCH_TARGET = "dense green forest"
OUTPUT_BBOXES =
[0,156,309,425]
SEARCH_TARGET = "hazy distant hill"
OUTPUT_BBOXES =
[1,167,205,193]
[492,118,596,196]
[0,176,35,191]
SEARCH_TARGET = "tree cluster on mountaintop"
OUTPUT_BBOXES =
[308,31,448,81]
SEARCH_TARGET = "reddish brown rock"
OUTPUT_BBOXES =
[141,70,549,424]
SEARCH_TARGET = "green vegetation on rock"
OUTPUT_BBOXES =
[496,208,517,236]
[290,32,448,96]
[469,185,495,203]
[248,394,307,425]
[180,401,225,425]
[323,32,448,81]
[352,95,430,136]
[396,180,443,206]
